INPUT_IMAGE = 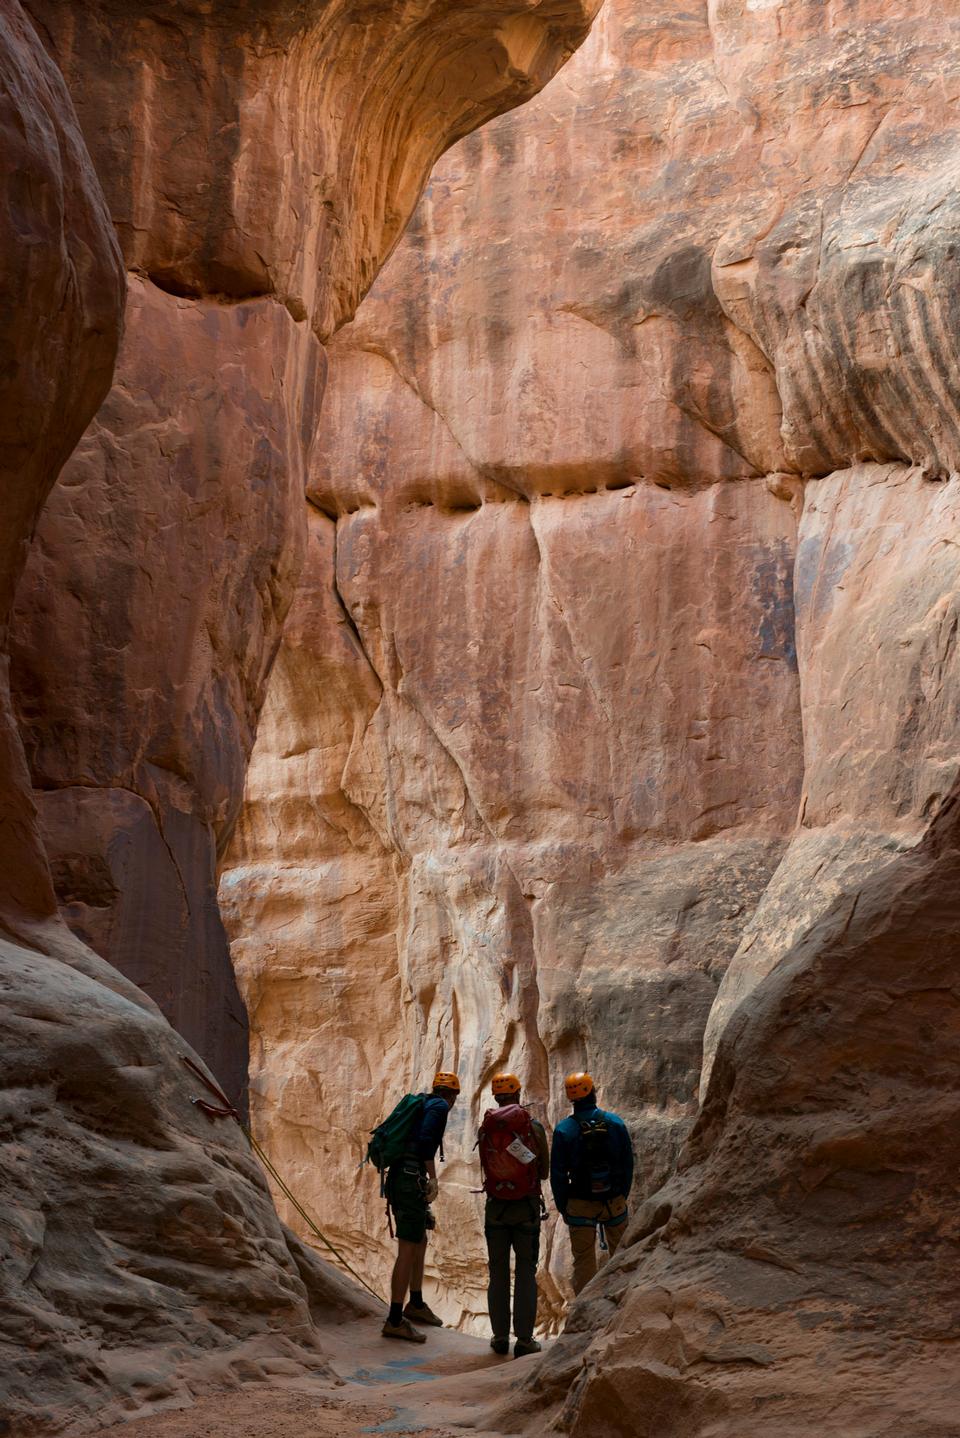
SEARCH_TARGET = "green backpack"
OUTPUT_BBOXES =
[365,1093,425,1192]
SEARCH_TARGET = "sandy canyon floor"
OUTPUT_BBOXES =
[93,1323,539,1438]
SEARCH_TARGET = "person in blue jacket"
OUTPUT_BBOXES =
[550,1071,634,1294]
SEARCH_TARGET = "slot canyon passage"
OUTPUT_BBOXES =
[2,1,960,1437]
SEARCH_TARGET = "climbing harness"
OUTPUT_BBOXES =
[180,1054,386,1305]
[382,1155,437,1240]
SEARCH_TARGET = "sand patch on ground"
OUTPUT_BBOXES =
[89,1319,542,1438]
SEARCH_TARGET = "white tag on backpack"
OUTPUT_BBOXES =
[506,1136,535,1164]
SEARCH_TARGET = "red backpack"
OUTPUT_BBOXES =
[478,1104,541,1199]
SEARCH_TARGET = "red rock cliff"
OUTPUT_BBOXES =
[221,0,804,1323]
[0,4,122,951]
[10,0,599,1106]
[0,0,598,1427]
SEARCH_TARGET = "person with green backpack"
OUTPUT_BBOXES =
[366,1070,461,1342]
[550,1071,634,1295]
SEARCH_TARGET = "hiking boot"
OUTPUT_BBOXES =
[403,1300,443,1327]
[514,1338,541,1358]
[490,1337,510,1356]
[382,1317,427,1343]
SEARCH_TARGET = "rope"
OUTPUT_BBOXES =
[180,1055,386,1305]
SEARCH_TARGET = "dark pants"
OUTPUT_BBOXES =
[485,1197,540,1343]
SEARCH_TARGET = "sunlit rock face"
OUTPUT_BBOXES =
[227,0,960,1416]
[221,0,807,1328]
[11,0,599,1104]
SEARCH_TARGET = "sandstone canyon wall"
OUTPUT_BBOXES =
[10,0,597,1106]
[223,0,960,1423]
[221,0,806,1325]
[0,2,121,955]
[0,1,598,1429]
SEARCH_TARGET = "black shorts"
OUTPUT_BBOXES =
[387,1159,429,1243]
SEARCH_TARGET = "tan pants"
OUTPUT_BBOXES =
[566,1196,628,1295]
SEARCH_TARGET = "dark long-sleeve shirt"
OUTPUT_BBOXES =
[409,1093,450,1161]
[550,1098,634,1214]
[530,1117,550,1181]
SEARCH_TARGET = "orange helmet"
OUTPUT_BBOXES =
[491,1072,521,1096]
[564,1071,594,1100]
[433,1070,461,1093]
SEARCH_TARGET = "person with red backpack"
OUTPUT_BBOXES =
[478,1073,549,1357]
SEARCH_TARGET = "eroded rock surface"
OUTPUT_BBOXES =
[225,0,960,1421]
[1,0,597,1429]
[527,464,960,1437]
[221,0,806,1325]
[0,8,356,1430]
[0,2,122,947]
[12,0,599,1101]
[12,275,323,1102]
[0,932,376,1432]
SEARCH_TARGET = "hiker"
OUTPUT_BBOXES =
[550,1072,634,1295]
[377,1071,460,1342]
[478,1073,549,1359]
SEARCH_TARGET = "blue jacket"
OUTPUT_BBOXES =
[409,1094,450,1161]
[550,1098,634,1213]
